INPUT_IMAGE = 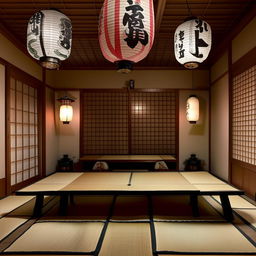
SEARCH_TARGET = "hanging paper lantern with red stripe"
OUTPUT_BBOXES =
[99,0,155,73]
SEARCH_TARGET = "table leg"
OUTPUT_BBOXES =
[220,194,233,221]
[33,194,44,217]
[190,194,199,217]
[59,194,69,215]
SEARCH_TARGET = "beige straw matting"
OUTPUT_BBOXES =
[181,171,225,184]
[111,196,149,220]
[37,172,83,184]
[213,195,256,209]
[99,223,152,256]
[234,209,256,228]
[0,196,34,217]
[62,172,131,191]
[153,195,222,221]
[129,172,197,191]
[19,183,67,192]
[155,222,256,253]
[0,217,28,241]
[5,222,104,252]
[194,184,239,192]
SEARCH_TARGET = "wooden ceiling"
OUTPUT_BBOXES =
[0,0,255,70]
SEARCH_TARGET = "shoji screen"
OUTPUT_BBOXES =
[81,89,177,156]
[232,65,256,165]
[130,90,177,154]
[7,67,42,191]
[81,90,129,155]
[231,48,256,199]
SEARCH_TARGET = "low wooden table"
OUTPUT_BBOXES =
[16,171,243,221]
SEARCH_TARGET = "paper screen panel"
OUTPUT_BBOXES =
[81,90,129,155]
[232,65,256,165]
[130,91,176,154]
[9,77,39,186]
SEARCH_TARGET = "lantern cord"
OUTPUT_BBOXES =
[186,0,193,17]
[201,0,212,18]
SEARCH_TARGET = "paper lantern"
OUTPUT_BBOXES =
[99,0,155,73]
[174,17,211,69]
[27,9,72,69]
[58,96,74,124]
[186,95,199,124]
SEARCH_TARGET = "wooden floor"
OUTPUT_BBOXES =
[0,192,255,255]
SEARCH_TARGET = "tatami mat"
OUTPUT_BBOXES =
[62,172,131,191]
[213,195,256,209]
[194,183,239,192]
[111,196,149,221]
[153,195,222,221]
[234,209,256,228]
[181,171,225,184]
[36,172,83,184]
[0,217,28,242]
[155,222,256,253]
[5,222,104,253]
[0,196,34,217]
[98,222,152,256]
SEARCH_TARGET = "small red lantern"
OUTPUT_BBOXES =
[99,0,155,73]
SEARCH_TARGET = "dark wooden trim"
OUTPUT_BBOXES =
[79,89,83,158]
[155,0,167,35]
[60,66,210,71]
[127,89,132,155]
[0,178,6,198]
[232,47,256,76]
[5,65,11,195]
[208,72,211,172]
[228,43,233,184]
[210,71,229,87]
[175,90,179,171]
[232,159,256,173]
[41,68,46,177]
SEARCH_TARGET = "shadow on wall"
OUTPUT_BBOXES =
[189,96,207,135]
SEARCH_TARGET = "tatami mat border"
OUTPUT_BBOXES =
[0,197,35,219]
[156,251,256,255]
[210,196,256,232]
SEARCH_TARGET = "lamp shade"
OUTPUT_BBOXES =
[186,95,199,124]
[27,9,72,69]
[58,96,74,124]
[174,18,211,69]
[59,105,73,124]
[98,0,155,73]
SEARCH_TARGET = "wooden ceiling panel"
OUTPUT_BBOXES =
[0,0,255,70]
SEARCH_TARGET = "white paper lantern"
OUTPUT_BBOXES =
[174,18,211,69]
[186,95,199,124]
[27,9,72,69]
[58,96,74,124]
[99,0,155,73]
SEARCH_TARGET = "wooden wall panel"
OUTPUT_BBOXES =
[0,178,6,198]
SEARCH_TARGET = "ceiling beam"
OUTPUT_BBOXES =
[155,0,167,34]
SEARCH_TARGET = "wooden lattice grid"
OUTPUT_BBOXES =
[232,65,256,165]
[9,77,39,186]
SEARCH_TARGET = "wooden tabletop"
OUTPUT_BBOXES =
[80,155,176,162]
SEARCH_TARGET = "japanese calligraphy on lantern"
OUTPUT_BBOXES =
[174,18,212,69]
[123,0,149,49]
[98,0,154,65]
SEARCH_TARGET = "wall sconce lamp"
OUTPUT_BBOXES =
[57,96,75,124]
[186,95,199,124]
